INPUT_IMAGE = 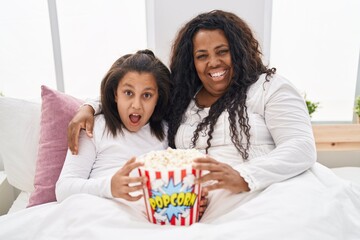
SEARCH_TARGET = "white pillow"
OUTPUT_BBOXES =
[0,97,41,192]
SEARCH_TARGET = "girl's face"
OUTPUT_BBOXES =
[193,29,233,99]
[115,72,158,132]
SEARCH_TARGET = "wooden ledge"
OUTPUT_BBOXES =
[312,124,360,151]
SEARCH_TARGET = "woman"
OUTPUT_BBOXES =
[166,10,315,197]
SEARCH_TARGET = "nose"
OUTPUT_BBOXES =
[208,55,221,67]
[131,97,142,110]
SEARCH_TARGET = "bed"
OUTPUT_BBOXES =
[0,89,360,240]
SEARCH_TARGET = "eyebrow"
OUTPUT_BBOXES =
[143,87,157,91]
[121,83,157,91]
[121,83,134,88]
[194,44,228,54]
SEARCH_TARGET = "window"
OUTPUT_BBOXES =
[0,0,147,100]
[0,0,55,99]
[56,0,147,99]
[270,0,360,122]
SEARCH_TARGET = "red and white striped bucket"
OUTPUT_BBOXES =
[138,166,202,226]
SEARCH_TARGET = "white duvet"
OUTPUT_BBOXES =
[1,163,360,240]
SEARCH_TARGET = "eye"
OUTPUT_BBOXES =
[124,90,133,96]
[143,92,152,99]
[195,54,207,60]
[218,49,229,55]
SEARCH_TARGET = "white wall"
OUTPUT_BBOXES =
[146,0,270,66]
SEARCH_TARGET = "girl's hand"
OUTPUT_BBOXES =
[192,156,250,194]
[198,189,208,220]
[111,157,147,201]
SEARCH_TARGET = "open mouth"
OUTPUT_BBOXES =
[129,113,141,124]
[209,70,227,79]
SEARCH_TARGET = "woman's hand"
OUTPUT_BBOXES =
[67,105,95,155]
[193,156,250,194]
[111,157,147,201]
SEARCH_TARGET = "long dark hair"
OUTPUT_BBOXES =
[100,49,171,141]
[167,10,275,159]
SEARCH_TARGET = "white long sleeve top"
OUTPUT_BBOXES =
[56,115,167,202]
[80,74,316,193]
[175,73,316,191]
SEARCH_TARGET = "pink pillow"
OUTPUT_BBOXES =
[27,85,84,207]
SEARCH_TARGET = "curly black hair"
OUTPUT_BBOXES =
[167,10,275,159]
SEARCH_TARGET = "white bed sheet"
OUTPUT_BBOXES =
[8,167,360,215]
[1,163,359,240]
[331,167,360,184]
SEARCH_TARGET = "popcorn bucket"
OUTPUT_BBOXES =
[138,166,202,226]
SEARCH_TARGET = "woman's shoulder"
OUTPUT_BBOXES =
[262,72,292,87]
[246,73,300,106]
[249,73,296,94]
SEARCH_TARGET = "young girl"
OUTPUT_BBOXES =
[55,49,171,202]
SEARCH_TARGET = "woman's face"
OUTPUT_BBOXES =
[115,72,158,132]
[192,29,233,98]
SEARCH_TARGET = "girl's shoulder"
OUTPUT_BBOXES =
[94,114,106,127]
[92,114,106,137]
